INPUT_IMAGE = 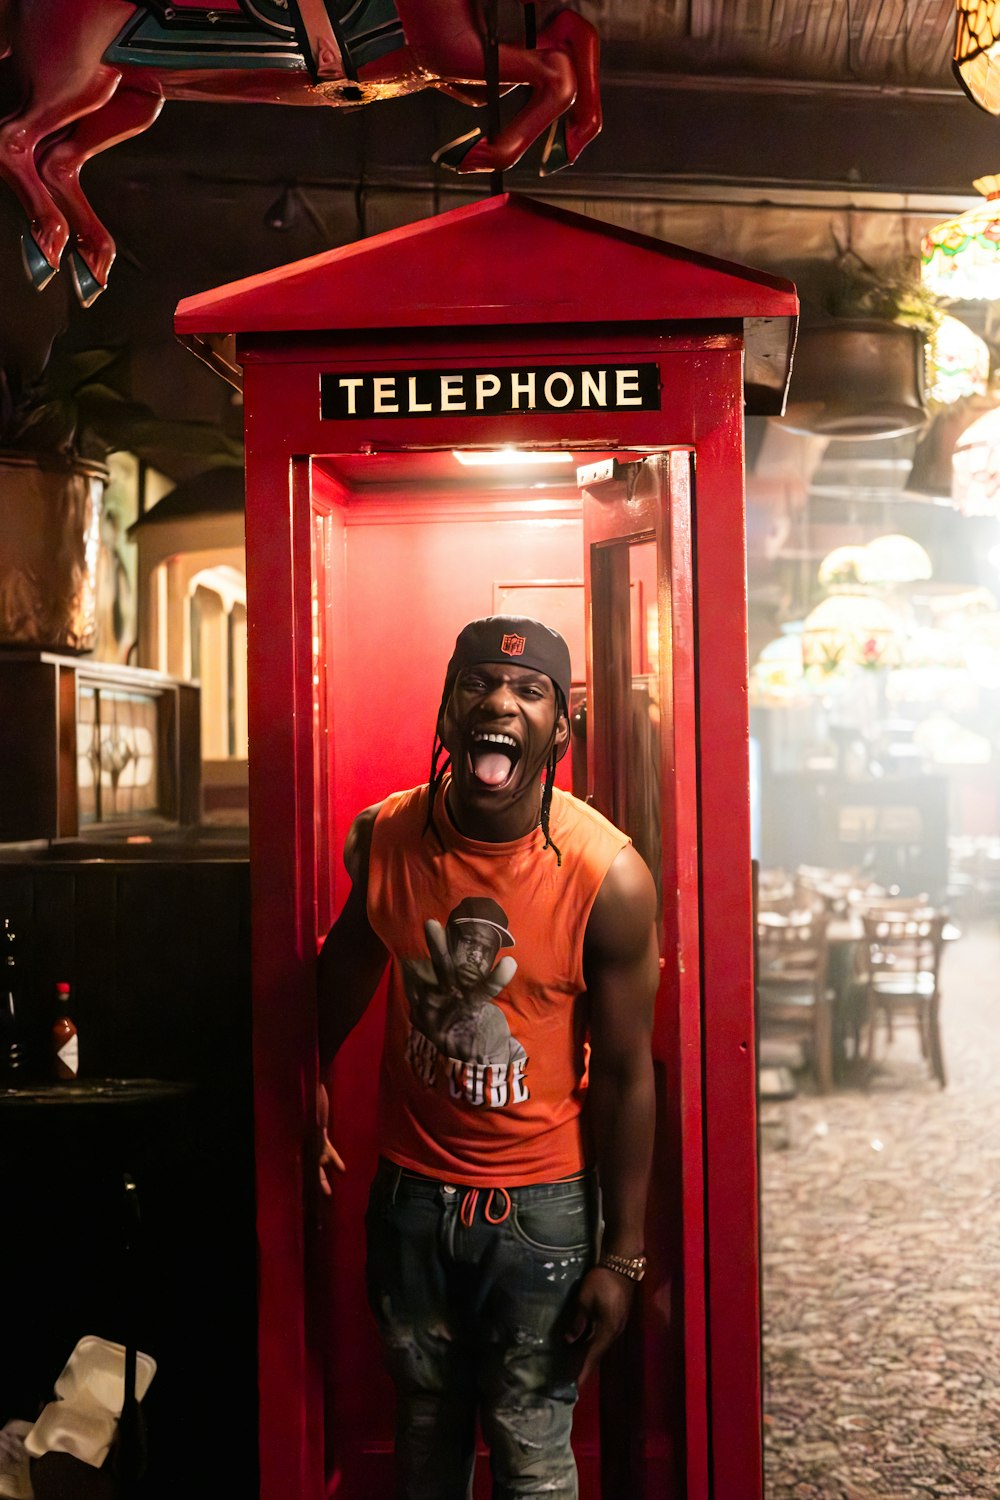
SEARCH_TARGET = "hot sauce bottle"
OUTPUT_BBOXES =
[52,982,79,1079]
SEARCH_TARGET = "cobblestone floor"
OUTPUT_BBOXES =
[761,920,1000,1500]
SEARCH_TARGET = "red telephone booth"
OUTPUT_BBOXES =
[175,193,797,1500]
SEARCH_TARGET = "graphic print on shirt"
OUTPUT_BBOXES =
[402,896,529,1108]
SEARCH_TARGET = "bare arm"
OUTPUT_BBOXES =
[568,843,658,1383]
[315,803,390,1188]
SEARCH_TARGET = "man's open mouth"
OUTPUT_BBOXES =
[468,731,522,789]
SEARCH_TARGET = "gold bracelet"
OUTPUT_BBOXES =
[598,1252,647,1282]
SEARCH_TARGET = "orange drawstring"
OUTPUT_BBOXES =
[484,1188,511,1224]
[459,1186,512,1227]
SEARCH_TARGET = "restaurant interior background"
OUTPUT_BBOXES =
[3,2,1000,1497]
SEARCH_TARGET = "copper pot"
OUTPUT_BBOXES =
[0,452,109,652]
[779,320,927,440]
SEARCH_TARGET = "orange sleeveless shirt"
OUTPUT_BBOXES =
[366,779,630,1186]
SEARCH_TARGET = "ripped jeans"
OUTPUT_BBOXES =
[365,1159,598,1500]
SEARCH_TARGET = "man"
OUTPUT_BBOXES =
[403,896,525,1069]
[317,615,658,1500]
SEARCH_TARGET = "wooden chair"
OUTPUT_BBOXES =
[861,910,948,1087]
[841,893,930,1059]
[757,909,834,1093]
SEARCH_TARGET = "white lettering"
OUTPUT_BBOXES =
[338,377,364,415]
[475,373,502,409]
[441,1054,530,1107]
[373,376,398,414]
[543,371,575,408]
[581,370,607,407]
[487,1063,508,1108]
[407,376,432,413]
[616,368,642,406]
[511,372,536,410]
[464,1062,486,1107]
[440,375,466,411]
[448,1059,464,1099]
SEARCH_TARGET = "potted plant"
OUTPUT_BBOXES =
[0,347,241,652]
[781,251,944,440]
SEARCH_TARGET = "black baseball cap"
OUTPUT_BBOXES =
[447,896,515,948]
[444,616,572,707]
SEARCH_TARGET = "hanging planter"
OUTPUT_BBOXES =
[780,320,928,439]
[0,451,108,651]
[778,251,941,440]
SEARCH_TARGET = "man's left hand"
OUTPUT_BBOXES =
[564,1266,636,1385]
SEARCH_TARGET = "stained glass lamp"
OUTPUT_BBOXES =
[857,534,933,586]
[925,315,990,404]
[952,404,1000,514]
[749,634,808,706]
[801,594,902,674]
[954,2,1000,114]
[817,545,867,589]
[921,177,1000,299]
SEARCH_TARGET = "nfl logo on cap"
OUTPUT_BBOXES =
[501,633,526,656]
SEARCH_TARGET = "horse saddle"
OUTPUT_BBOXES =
[106,0,402,81]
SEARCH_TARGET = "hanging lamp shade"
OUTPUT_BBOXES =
[925,314,990,404]
[801,593,901,673]
[921,177,1000,299]
[952,404,1000,514]
[857,534,933,585]
[954,2,1000,114]
[749,633,809,706]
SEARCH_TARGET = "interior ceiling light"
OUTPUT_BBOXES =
[453,449,573,467]
[925,315,990,404]
[954,2,1000,114]
[921,176,1000,299]
[857,535,934,585]
[952,404,1000,514]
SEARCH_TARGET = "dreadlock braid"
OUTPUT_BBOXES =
[539,742,562,866]
[423,686,452,851]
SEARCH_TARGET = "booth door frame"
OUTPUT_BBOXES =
[243,388,762,1500]
[583,451,708,1499]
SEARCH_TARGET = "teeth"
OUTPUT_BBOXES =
[472,732,518,749]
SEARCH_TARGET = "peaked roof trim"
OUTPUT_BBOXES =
[175,191,797,334]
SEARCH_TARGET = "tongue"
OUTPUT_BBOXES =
[471,749,513,787]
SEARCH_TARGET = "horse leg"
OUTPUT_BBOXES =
[535,8,601,176]
[38,83,163,306]
[395,0,576,172]
[435,42,576,172]
[0,0,132,286]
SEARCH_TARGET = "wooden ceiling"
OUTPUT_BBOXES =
[581,0,955,87]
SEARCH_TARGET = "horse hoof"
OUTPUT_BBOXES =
[20,232,58,291]
[539,118,571,177]
[70,251,105,309]
[431,129,483,173]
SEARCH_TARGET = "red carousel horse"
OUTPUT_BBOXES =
[0,0,601,305]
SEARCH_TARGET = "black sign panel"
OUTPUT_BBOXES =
[320,364,661,420]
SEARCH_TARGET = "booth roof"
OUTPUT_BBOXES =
[174,192,798,412]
